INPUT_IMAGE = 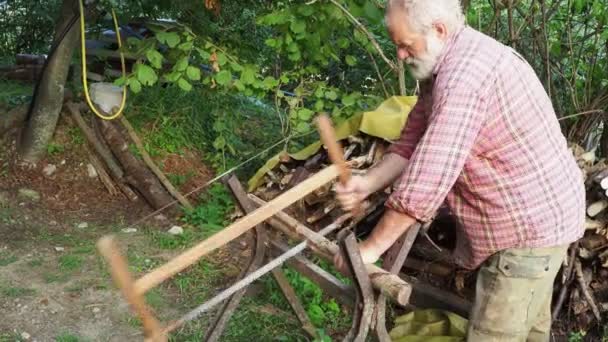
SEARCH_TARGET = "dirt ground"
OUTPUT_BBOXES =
[0,125,225,341]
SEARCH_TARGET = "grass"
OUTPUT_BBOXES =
[27,257,44,267]
[0,283,36,298]
[0,79,32,108]
[55,332,86,342]
[58,254,84,272]
[0,253,18,266]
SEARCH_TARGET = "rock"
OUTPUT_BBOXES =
[18,189,40,202]
[87,164,98,178]
[121,228,137,233]
[77,222,88,229]
[60,160,66,165]
[42,164,56,177]
[92,307,101,314]
[167,226,184,235]
[49,221,57,226]
[54,247,65,252]
[20,332,30,340]
[154,214,167,221]
[0,191,9,207]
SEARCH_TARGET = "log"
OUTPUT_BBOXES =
[15,54,47,65]
[98,118,174,210]
[66,102,124,180]
[269,239,355,308]
[587,200,608,217]
[401,274,472,319]
[132,165,340,295]
[248,195,413,306]
[86,145,118,196]
[271,268,318,338]
[119,116,193,210]
[0,105,27,135]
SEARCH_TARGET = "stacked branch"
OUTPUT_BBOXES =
[553,144,608,328]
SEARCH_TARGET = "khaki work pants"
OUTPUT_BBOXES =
[467,244,569,341]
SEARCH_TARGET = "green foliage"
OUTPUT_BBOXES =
[568,330,586,342]
[46,143,65,156]
[58,254,83,272]
[182,183,233,234]
[0,282,36,298]
[0,80,32,108]
[55,333,85,342]
[0,252,18,266]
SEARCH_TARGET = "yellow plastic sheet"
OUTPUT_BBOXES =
[247,96,418,191]
[389,309,468,342]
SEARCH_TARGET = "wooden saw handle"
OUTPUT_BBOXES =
[316,114,351,184]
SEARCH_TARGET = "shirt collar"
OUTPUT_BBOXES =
[432,25,467,76]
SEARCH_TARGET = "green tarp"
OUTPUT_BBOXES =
[389,309,468,342]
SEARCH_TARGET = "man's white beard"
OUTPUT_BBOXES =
[406,33,445,80]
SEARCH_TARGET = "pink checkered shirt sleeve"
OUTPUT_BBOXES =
[386,82,486,222]
[386,95,427,160]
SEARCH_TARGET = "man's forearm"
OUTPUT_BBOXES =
[365,153,408,193]
[362,207,417,257]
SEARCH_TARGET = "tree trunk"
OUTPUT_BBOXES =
[18,0,80,163]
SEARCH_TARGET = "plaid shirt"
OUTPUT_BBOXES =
[386,26,585,269]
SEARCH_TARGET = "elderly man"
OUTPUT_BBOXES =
[334,0,585,340]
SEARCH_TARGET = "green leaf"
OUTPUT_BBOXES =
[177,78,192,92]
[298,108,314,121]
[230,62,244,72]
[325,90,338,100]
[265,38,278,48]
[233,80,245,91]
[156,31,180,48]
[136,64,158,86]
[574,0,584,13]
[113,76,127,86]
[314,87,325,98]
[215,70,232,85]
[216,52,228,66]
[337,38,350,49]
[146,49,163,69]
[288,50,301,62]
[295,122,310,133]
[298,5,314,17]
[165,72,181,82]
[263,76,278,89]
[342,94,356,107]
[129,79,142,93]
[213,136,226,150]
[290,20,306,34]
[186,66,201,81]
[345,55,357,66]
[314,100,325,111]
[240,66,256,85]
[178,41,193,51]
[176,57,189,72]
[196,48,211,60]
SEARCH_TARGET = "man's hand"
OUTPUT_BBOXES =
[335,175,372,212]
[333,239,382,275]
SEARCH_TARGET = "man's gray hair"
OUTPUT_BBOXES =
[386,0,465,34]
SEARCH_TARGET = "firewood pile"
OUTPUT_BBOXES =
[561,144,608,328]
[252,133,390,228]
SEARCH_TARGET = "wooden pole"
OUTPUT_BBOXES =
[96,236,166,341]
[249,195,412,306]
[131,165,340,295]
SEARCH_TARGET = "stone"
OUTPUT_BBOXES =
[154,214,167,221]
[167,226,184,235]
[60,160,66,165]
[42,164,56,177]
[49,221,57,226]
[92,307,101,314]
[121,228,137,233]
[20,332,30,340]
[18,189,40,202]
[77,222,88,229]
[54,247,65,252]
[87,164,98,178]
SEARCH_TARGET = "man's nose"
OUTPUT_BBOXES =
[397,48,410,60]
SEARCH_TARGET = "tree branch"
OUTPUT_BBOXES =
[326,0,397,73]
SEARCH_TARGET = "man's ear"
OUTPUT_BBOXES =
[432,22,448,41]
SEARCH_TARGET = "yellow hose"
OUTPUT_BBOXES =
[79,0,127,120]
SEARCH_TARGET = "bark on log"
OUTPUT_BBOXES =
[249,195,413,307]
[97,118,174,210]
[18,0,81,163]
[119,116,193,210]
[0,105,28,135]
